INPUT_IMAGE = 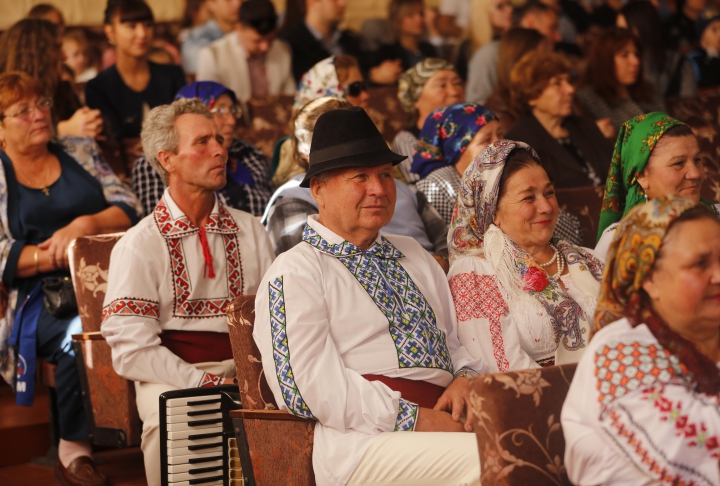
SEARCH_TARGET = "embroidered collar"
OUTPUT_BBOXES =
[302,220,403,260]
[154,190,238,239]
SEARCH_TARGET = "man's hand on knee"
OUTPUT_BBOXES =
[432,377,475,432]
[414,407,466,432]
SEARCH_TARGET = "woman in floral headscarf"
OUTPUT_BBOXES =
[596,112,717,258]
[562,195,720,486]
[447,140,604,373]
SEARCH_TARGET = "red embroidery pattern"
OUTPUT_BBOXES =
[594,342,686,407]
[644,386,720,458]
[198,372,223,387]
[101,297,160,322]
[606,410,699,486]
[154,199,245,319]
[449,273,509,372]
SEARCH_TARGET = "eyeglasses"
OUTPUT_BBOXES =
[343,81,368,98]
[2,98,53,121]
[210,105,242,119]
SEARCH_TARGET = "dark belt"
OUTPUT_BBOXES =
[363,374,446,409]
[160,330,233,364]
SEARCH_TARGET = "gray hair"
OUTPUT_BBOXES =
[141,98,213,184]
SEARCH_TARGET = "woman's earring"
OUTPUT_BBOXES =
[108,38,116,46]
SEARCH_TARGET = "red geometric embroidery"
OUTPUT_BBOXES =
[449,273,510,372]
[198,372,223,387]
[101,297,160,323]
[154,199,245,319]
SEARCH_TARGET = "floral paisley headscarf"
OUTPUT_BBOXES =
[450,140,605,363]
[595,195,720,394]
[411,102,497,180]
[293,56,344,113]
[597,112,715,240]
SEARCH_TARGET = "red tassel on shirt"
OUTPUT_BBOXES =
[198,226,215,278]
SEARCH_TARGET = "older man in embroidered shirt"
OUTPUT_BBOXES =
[101,99,274,486]
[253,107,484,486]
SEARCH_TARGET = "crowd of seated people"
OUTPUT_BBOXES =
[1,0,720,485]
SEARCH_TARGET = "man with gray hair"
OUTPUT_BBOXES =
[101,98,274,486]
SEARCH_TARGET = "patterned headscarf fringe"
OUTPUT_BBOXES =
[595,195,720,395]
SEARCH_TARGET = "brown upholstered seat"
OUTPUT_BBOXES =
[226,295,316,486]
[469,364,578,486]
[69,234,141,447]
[555,186,605,247]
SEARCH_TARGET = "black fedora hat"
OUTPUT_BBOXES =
[299,107,406,188]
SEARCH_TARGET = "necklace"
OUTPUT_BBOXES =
[13,160,53,196]
[537,244,565,279]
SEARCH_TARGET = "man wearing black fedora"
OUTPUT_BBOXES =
[253,107,483,485]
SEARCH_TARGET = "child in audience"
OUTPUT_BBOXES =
[62,30,98,83]
[689,13,720,88]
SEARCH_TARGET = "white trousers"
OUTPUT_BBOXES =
[346,431,481,486]
[134,359,236,486]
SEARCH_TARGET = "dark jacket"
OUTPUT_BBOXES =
[506,113,613,189]
[369,41,437,72]
[279,22,366,83]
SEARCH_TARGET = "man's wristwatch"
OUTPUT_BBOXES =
[454,368,479,380]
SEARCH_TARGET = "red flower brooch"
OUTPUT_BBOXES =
[523,267,549,292]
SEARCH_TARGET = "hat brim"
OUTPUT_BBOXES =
[299,148,406,188]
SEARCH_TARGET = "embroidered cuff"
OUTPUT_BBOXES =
[198,372,223,387]
[394,398,418,431]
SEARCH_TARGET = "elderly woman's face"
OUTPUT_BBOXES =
[415,70,464,123]
[211,93,237,151]
[311,163,396,242]
[0,95,53,150]
[529,73,574,119]
[494,164,558,251]
[643,217,720,343]
[638,135,705,203]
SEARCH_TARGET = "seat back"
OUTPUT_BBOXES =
[68,233,124,332]
[555,186,605,247]
[226,295,278,410]
[469,363,578,486]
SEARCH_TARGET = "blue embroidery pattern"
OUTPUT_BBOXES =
[395,399,418,431]
[269,276,314,419]
[303,225,453,373]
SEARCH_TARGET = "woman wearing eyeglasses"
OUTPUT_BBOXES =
[131,81,275,216]
[0,72,141,486]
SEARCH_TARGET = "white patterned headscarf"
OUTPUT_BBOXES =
[293,56,344,113]
[449,139,604,362]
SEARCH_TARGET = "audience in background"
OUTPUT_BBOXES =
[132,81,274,217]
[507,51,612,188]
[666,0,708,52]
[368,0,438,81]
[617,1,697,98]
[447,141,603,371]
[197,0,294,123]
[577,28,665,132]
[181,0,242,75]
[393,58,464,183]
[263,96,451,271]
[0,71,140,486]
[590,0,621,28]
[178,0,212,45]
[86,0,186,170]
[689,12,720,88]
[27,3,65,37]
[62,30,99,84]
[455,0,513,80]
[437,0,473,38]
[0,19,103,140]
[273,55,369,186]
[484,28,548,131]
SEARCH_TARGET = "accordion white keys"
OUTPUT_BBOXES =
[159,386,243,486]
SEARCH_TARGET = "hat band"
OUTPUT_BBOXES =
[310,136,388,165]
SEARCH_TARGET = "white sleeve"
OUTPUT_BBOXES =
[246,216,276,292]
[448,257,539,374]
[253,254,419,433]
[195,45,217,82]
[101,240,206,388]
[594,224,618,262]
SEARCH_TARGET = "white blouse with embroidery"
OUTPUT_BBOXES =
[447,249,603,373]
[253,215,485,486]
[562,318,720,486]
[101,189,274,389]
